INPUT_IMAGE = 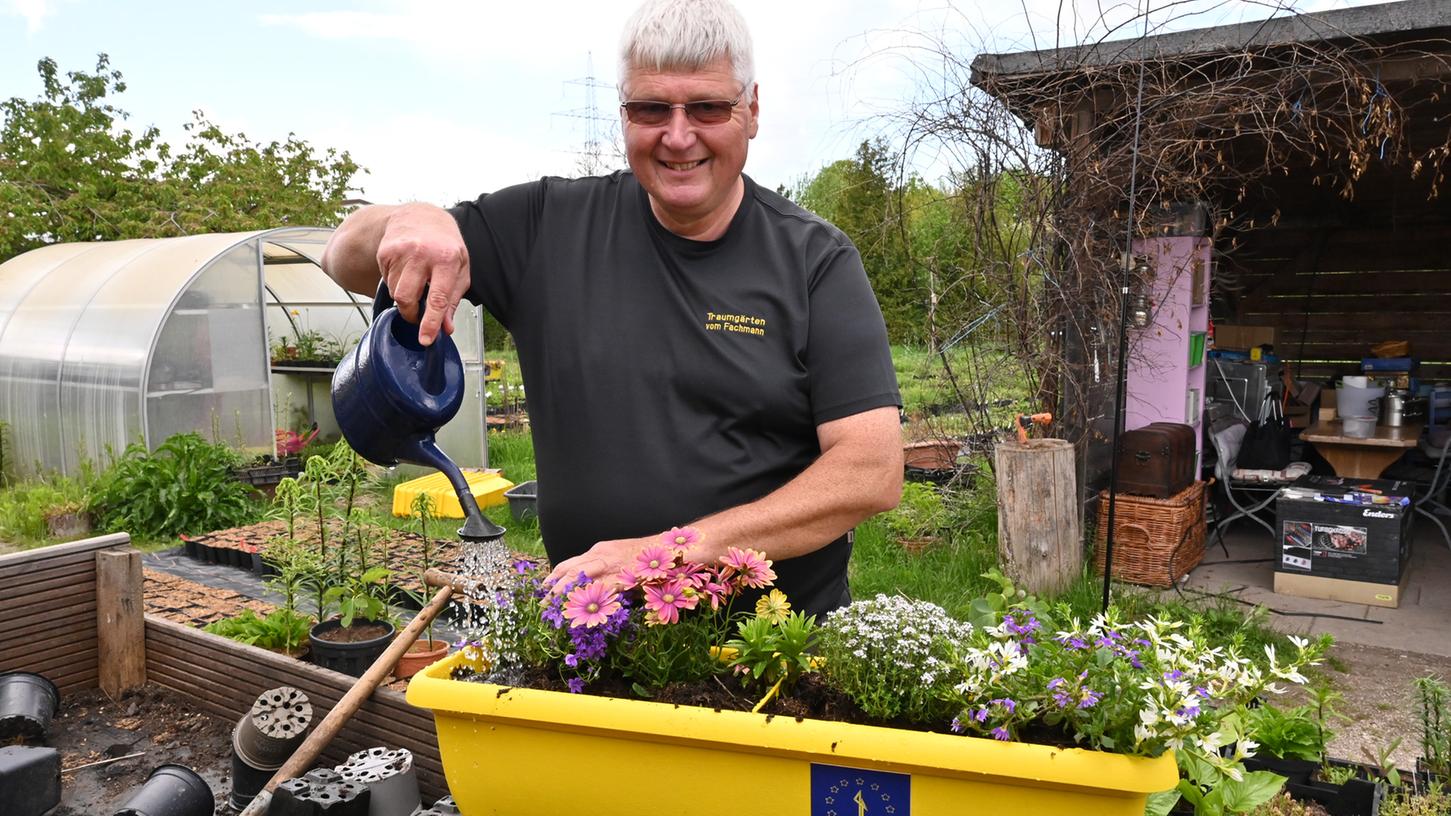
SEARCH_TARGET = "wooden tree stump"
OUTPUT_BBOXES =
[994,438,1081,596]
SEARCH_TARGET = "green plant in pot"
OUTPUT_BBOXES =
[308,563,397,678]
[391,492,450,679]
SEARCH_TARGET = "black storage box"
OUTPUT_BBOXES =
[1274,476,1411,595]
[0,745,61,816]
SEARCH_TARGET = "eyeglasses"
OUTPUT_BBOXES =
[620,88,747,126]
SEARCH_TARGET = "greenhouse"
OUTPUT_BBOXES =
[0,227,487,478]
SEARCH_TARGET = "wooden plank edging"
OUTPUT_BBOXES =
[0,533,132,568]
[143,615,446,799]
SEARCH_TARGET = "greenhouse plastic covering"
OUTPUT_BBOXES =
[0,227,486,478]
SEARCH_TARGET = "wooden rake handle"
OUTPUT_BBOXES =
[237,584,454,816]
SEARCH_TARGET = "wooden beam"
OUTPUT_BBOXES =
[96,550,146,699]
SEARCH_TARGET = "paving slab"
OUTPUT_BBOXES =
[1184,512,1451,657]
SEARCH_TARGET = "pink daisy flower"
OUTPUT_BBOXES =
[719,547,776,590]
[562,581,621,629]
[698,575,731,611]
[614,564,645,590]
[659,526,702,551]
[633,545,676,581]
[642,577,698,625]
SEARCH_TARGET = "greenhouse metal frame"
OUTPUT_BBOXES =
[0,227,487,478]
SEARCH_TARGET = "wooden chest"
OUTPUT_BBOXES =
[1115,422,1196,498]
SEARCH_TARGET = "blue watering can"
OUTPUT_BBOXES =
[331,285,505,543]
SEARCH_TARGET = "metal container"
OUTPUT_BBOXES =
[1381,390,1412,427]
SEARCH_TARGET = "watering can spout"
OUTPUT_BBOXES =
[410,438,508,544]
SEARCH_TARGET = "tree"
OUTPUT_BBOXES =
[793,139,925,344]
[0,55,360,262]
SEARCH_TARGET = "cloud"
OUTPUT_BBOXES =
[6,0,59,34]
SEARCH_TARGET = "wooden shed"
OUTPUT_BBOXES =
[970,0,1451,493]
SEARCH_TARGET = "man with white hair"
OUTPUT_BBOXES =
[322,0,902,617]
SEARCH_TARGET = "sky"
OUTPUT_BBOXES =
[2,0,1390,207]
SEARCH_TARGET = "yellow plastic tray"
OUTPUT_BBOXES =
[407,651,1177,815]
[390,471,513,519]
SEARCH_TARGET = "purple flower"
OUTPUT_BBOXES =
[1195,686,1211,699]
[1055,634,1089,650]
[991,727,1011,741]
[1077,689,1103,709]
[1164,669,1185,683]
[950,717,963,733]
[1176,704,1201,719]
[512,558,533,574]
[563,653,579,668]
[566,677,585,694]
[1047,677,1066,690]
[973,708,990,723]
[1003,614,1041,637]
[990,697,1017,714]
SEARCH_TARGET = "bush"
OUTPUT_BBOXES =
[91,433,261,539]
[0,477,89,543]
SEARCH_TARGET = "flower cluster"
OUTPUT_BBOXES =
[468,528,778,696]
[946,607,1324,769]
[817,594,974,722]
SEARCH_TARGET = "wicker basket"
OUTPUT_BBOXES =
[1094,480,1209,587]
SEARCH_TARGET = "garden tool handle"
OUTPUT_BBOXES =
[236,584,454,816]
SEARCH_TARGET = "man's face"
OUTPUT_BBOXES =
[621,56,758,233]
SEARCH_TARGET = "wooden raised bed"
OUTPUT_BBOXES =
[0,534,447,800]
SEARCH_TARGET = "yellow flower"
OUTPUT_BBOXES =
[755,589,791,624]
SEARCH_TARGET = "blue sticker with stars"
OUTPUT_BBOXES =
[810,763,910,816]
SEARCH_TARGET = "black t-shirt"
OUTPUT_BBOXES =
[450,171,900,616]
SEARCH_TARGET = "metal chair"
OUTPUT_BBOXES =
[1208,421,1286,550]
[1411,428,1451,551]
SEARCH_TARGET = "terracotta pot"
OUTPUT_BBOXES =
[44,509,92,540]
[904,439,961,470]
[393,639,450,680]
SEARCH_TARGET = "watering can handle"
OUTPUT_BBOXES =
[372,280,395,319]
[371,280,437,321]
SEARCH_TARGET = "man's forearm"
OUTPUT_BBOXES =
[687,409,903,562]
[321,204,403,295]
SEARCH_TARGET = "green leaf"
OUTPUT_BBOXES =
[1217,771,1286,813]
[1144,790,1181,816]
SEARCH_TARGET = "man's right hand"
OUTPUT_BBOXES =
[374,203,472,346]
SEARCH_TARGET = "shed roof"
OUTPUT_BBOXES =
[971,0,1450,84]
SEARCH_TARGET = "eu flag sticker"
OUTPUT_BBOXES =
[810,763,910,816]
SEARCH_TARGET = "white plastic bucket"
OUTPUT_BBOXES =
[1342,415,1376,438]
[1336,385,1385,419]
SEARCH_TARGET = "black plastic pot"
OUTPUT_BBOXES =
[269,776,371,815]
[182,539,198,559]
[228,750,274,811]
[113,764,214,816]
[196,543,215,564]
[1285,758,1385,816]
[308,620,396,678]
[0,672,60,742]
[1242,754,1319,786]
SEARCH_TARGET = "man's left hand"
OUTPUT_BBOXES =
[545,535,654,592]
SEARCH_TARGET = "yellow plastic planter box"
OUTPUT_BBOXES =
[390,470,513,519]
[407,652,1176,815]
